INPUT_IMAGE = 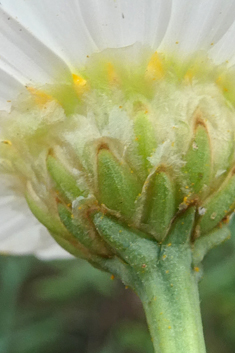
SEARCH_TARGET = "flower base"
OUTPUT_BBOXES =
[88,206,231,353]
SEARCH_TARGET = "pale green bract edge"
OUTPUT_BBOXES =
[1,45,235,353]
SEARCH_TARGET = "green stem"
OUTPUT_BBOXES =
[136,245,206,353]
[92,210,209,353]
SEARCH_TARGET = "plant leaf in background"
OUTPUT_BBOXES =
[0,220,235,353]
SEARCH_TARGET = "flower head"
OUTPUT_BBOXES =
[1,0,235,261]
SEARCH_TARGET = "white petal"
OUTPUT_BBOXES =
[0,68,24,111]
[159,0,235,55]
[0,0,98,73]
[209,20,235,66]
[1,0,172,71]
[2,0,235,73]
[0,6,71,84]
[35,231,74,261]
[78,0,172,49]
[0,178,72,259]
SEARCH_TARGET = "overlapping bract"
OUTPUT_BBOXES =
[1,49,235,264]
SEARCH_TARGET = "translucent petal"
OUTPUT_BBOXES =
[0,194,43,255]
[209,20,235,66]
[0,178,72,259]
[1,0,235,71]
[32,229,74,260]
[78,0,172,49]
[0,6,71,84]
[0,68,24,111]
[0,0,98,73]
[159,0,235,57]
[0,0,172,71]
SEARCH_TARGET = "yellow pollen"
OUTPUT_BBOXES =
[216,75,228,93]
[146,51,164,80]
[194,267,200,272]
[107,62,119,84]
[110,274,115,280]
[72,73,88,95]
[183,196,188,204]
[216,76,222,83]
[184,70,194,83]
[72,73,87,86]
[27,86,53,106]
[1,140,12,145]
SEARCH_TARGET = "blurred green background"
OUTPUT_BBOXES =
[1,219,235,353]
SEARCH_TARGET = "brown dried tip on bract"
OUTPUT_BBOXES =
[193,109,207,131]
[97,142,110,152]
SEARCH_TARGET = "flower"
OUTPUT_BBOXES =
[3,2,235,352]
[1,0,235,261]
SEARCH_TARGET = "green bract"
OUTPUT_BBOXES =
[1,48,234,255]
